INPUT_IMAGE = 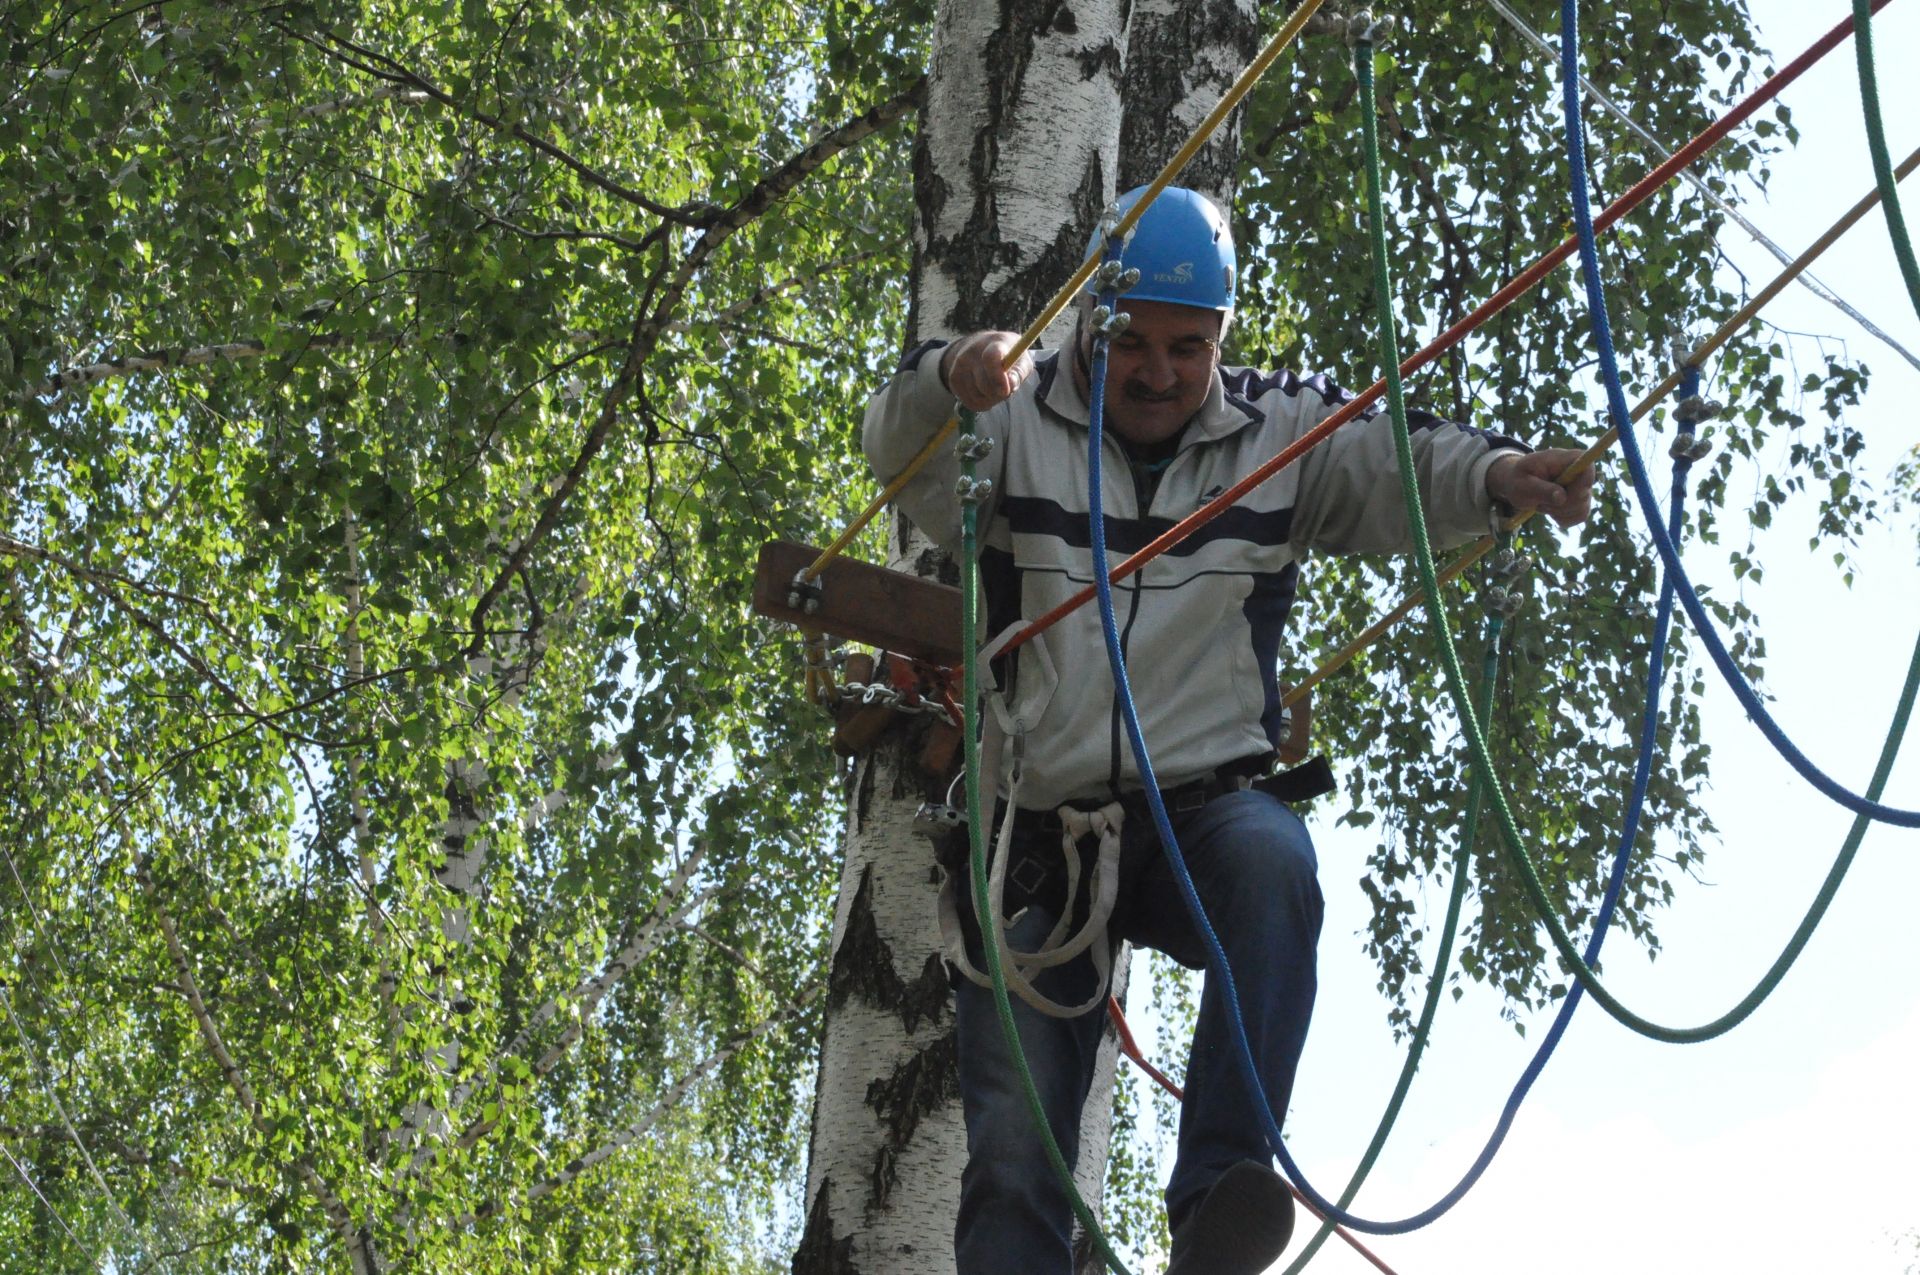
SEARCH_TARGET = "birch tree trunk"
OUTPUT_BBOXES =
[795,4,1256,1271]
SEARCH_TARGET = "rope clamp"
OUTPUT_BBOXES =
[955,475,995,506]
[1092,260,1141,294]
[1492,548,1533,582]
[1344,9,1397,47]
[1669,430,1713,463]
[1674,395,1725,427]
[1090,305,1132,337]
[1483,585,1526,618]
[955,432,995,462]
[787,571,824,615]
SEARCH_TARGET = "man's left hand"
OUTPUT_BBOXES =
[1485,448,1597,528]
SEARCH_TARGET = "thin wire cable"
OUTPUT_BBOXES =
[800,0,1330,585]
[1559,4,1920,827]
[1283,603,1503,1271]
[1481,0,1920,373]
[996,1,1888,664]
[0,980,136,1241]
[0,1135,90,1253]
[1281,138,1920,712]
[1361,0,1920,1052]
[2,842,74,984]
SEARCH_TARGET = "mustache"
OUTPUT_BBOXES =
[1121,382,1182,402]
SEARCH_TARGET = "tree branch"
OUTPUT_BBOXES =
[710,249,885,326]
[417,849,722,1172]
[26,333,358,401]
[25,244,884,402]
[464,988,818,1223]
[285,24,716,226]
[340,514,398,1041]
[92,664,422,847]
[0,534,240,641]
[462,77,925,647]
[138,855,379,1275]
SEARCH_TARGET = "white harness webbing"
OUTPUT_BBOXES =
[939,681,1123,1019]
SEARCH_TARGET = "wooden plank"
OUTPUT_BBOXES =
[751,540,964,666]
[756,541,1314,766]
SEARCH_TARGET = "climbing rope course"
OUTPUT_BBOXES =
[789,0,1920,1267]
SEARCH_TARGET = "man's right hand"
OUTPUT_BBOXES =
[940,330,1035,412]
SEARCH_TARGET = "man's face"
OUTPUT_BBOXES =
[1080,298,1222,445]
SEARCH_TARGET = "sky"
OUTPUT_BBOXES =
[1142,3,1920,1271]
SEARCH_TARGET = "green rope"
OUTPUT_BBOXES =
[1854,0,1920,321]
[1283,601,1505,1274]
[959,412,1132,1274]
[1355,30,1920,1046]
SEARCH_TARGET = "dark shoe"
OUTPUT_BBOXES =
[1164,1161,1296,1275]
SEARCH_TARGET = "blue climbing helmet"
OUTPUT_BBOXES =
[1082,185,1236,325]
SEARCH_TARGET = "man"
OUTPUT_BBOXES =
[862,186,1594,1274]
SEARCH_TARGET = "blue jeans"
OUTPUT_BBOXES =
[952,789,1323,1274]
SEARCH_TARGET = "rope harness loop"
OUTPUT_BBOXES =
[1082,19,1916,1238]
[1558,0,1920,830]
[1333,0,1920,1074]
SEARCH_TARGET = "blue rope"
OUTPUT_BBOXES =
[1556,0,1920,828]
[1083,271,1692,1235]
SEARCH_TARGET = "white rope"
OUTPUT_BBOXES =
[1482,0,1920,373]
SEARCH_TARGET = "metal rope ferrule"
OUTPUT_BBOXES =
[955,475,995,505]
[1343,9,1397,48]
[1089,305,1132,337]
[1669,430,1714,464]
[1091,259,1142,295]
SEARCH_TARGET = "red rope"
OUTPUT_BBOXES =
[999,0,1888,661]
[1106,997,1405,1275]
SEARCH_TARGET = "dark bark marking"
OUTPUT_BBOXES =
[828,866,952,1033]
[864,1029,961,1213]
[1077,38,1123,82]
[791,1177,858,1275]
[916,0,1118,340]
[855,751,879,826]
[1117,0,1258,205]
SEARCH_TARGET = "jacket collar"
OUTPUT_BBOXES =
[1035,351,1263,450]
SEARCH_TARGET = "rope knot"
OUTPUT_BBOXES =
[1057,801,1126,844]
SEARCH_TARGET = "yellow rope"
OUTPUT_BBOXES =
[799,0,1330,586]
[1281,141,1920,710]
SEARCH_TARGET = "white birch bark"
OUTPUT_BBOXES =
[1117,0,1259,210]
[796,3,1128,1272]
